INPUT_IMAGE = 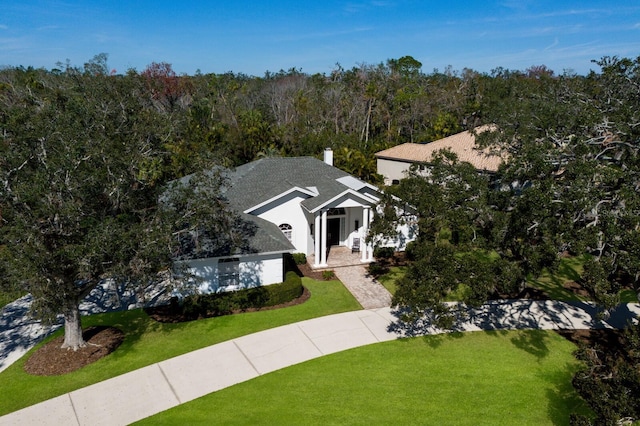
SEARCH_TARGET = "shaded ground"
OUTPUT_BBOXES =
[556,328,626,354]
[24,327,124,376]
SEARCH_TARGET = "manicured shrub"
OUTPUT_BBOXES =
[292,253,307,265]
[367,261,388,277]
[176,272,303,320]
[263,271,304,304]
[373,246,394,259]
[405,241,418,261]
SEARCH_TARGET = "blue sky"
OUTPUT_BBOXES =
[1,1,639,76]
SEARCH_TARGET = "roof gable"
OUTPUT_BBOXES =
[225,156,381,213]
[225,157,351,211]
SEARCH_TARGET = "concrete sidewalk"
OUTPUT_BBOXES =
[2,301,639,426]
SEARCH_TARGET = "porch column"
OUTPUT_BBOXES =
[361,207,370,262]
[314,211,321,267]
[320,209,328,266]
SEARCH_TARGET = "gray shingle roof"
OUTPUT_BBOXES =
[224,157,352,211]
[174,156,379,258]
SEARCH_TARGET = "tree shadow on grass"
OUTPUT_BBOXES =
[543,362,592,426]
[509,329,551,359]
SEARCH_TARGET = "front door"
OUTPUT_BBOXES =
[327,218,341,246]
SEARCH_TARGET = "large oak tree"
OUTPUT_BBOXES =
[0,64,232,349]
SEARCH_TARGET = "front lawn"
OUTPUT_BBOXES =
[136,330,590,425]
[0,278,361,416]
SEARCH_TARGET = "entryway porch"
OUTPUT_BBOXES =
[308,246,371,270]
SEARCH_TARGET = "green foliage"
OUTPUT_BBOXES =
[373,246,394,259]
[375,55,640,330]
[571,323,640,425]
[178,272,303,319]
[322,270,335,281]
[0,64,234,348]
[292,253,307,265]
[367,261,388,277]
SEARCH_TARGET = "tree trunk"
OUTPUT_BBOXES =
[61,303,85,350]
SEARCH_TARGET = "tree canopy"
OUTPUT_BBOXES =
[374,56,640,324]
[0,62,233,349]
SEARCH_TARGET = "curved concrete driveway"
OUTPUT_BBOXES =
[2,300,638,426]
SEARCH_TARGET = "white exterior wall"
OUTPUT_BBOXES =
[374,203,418,251]
[253,192,312,255]
[377,158,411,185]
[180,253,284,294]
[345,206,363,249]
[377,221,418,251]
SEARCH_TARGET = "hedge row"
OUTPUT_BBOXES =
[180,271,303,319]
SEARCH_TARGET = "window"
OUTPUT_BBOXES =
[279,223,293,242]
[218,258,240,289]
[355,220,359,231]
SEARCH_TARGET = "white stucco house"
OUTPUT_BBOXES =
[174,149,417,294]
[375,125,503,185]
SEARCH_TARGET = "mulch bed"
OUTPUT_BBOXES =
[296,262,326,280]
[556,328,626,353]
[24,326,125,376]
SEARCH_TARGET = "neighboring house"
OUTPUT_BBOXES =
[175,150,416,294]
[375,125,503,185]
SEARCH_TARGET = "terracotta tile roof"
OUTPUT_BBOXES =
[374,125,504,172]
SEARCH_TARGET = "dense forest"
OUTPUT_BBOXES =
[0,54,571,185]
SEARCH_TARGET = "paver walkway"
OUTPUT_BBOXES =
[308,246,392,309]
[2,300,639,426]
[332,264,392,309]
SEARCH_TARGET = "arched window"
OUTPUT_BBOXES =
[279,223,293,242]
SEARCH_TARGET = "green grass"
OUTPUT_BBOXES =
[135,330,590,426]
[377,266,405,295]
[528,256,587,302]
[0,290,25,309]
[0,278,361,416]
[620,289,638,304]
